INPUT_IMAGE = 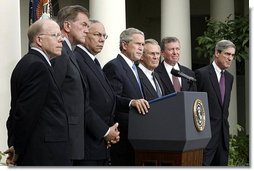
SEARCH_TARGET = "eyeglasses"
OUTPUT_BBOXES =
[90,32,108,39]
[39,33,64,39]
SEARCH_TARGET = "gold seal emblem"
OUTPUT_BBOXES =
[193,99,205,132]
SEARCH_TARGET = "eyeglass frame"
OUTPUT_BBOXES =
[89,32,108,39]
[39,33,64,39]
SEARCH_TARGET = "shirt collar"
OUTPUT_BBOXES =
[31,47,51,66]
[212,61,223,74]
[64,37,73,51]
[138,63,153,75]
[77,44,95,61]
[119,53,135,69]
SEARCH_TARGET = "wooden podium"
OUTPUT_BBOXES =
[128,92,211,166]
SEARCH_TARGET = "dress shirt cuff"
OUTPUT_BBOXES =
[104,128,110,137]
[129,99,134,107]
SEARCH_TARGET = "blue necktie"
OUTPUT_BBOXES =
[132,64,143,96]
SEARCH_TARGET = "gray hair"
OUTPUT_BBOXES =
[160,37,180,51]
[28,19,56,46]
[119,28,144,51]
[215,40,236,53]
[89,19,100,24]
[145,38,159,45]
[56,5,89,29]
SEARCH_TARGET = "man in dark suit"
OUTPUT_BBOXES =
[74,20,149,165]
[5,19,71,166]
[155,37,196,94]
[51,6,119,166]
[103,28,150,166]
[73,20,120,165]
[137,39,165,100]
[195,40,235,166]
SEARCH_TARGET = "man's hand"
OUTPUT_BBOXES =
[131,99,150,115]
[105,123,120,148]
[4,146,17,166]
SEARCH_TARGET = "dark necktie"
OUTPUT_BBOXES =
[152,72,162,97]
[219,71,225,104]
[94,58,105,78]
[94,58,101,69]
[172,68,181,92]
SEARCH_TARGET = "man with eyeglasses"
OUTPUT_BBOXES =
[51,6,120,166]
[5,19,71,166]
[195,40,235,166]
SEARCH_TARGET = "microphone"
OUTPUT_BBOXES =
[171,68,196,82]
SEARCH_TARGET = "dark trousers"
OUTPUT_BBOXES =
[203,132,229,166]
[110,127,135,166]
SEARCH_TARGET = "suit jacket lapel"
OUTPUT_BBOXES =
[223,70,232,108]
[63,42,88,90]
[63,42,79,68]
[30,49,64,103]
[179,65,188,90]
[209,64,223,106]
[156,62,175,92]
[137,68,157,97]
[154,72,165,96]
[76,46,114,98]
[118,55,143,98]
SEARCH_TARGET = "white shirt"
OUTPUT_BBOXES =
[138,63,157,91]
[119,53,136,76]
[163,61,182,86]
[77,44,95,61]
[31,47,51,66]
[64,37,73,51]
[212,61,224,82]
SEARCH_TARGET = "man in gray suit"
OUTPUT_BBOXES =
[51,5,119,166]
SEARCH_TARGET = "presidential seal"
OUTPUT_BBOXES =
[193,99,205,132]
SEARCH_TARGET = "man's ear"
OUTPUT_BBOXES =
[63,21,71,33]
[36,35,43,47]
[122,41,128,51]
[215,50,220,58]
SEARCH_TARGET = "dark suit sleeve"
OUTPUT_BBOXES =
[74,54,109,139]
[11,62,50,156]
[181,66,197,91]
[84,104,109,139]
[115,95,131,113]
[195,69,204,91]
[103,62,124,95]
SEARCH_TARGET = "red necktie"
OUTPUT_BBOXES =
[172,68,181,92]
